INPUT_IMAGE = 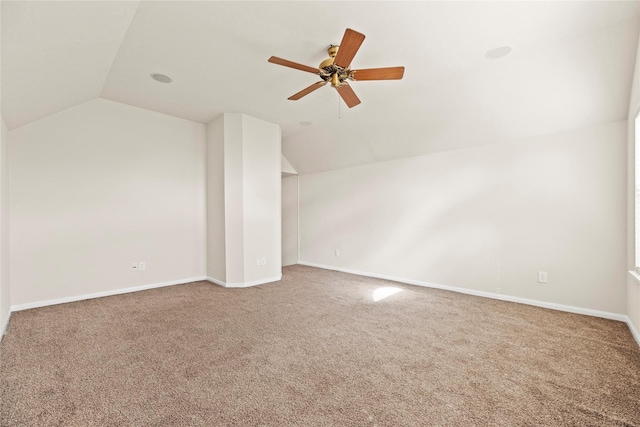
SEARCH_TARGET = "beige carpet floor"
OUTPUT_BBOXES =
[1,265,639,426]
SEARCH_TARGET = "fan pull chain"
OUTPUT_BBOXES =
[338,92,341,120]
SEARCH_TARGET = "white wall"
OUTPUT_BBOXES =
[9,98,206,307]
[0,0,9,334]
[282,175,298,266]
[209,113,282,286]
[223,114,246,285]
[627,31,640,339]
[240,114,281,284]
[300,121,627,314]
[281,154,297,176]
[1,116,10,335]
[206,114,226,283]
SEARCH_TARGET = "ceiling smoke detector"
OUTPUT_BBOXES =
[485,46,512,59]
[151,73,172,83]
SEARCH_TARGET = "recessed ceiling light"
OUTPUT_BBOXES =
[299,121,312,126]
[151,73,172,83]
[485,46,512,60]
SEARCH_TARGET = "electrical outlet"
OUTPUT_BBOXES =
[335,249,340,257]
[131,262,138,271]
[538,271,548,283]
[139,262,146,271]
[261,258,266,266]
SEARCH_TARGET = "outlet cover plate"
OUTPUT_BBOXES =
[538,271,548,283]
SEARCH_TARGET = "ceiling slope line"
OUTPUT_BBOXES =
[98,1,142,99]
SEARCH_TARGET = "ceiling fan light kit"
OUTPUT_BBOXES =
[268,28,405,108]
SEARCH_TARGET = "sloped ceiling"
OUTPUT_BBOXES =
[2,1,639,174]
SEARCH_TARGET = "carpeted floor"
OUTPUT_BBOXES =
[1,265,639,426]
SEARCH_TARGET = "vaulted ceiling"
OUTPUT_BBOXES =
[2,1,639,174]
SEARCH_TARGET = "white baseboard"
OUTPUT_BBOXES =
[626,316,640,348]
[10,276,208,312]
[206,275,282,288]
[1,310,10,340]
[207,276,226,287]
[297,260,632,323]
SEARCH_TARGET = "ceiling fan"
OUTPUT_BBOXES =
[268,28,405,108]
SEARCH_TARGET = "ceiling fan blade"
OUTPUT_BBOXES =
[268,56,319,74]
[336,83,361,108]
[288,81,327,100]
[352,66,405,81]
[333,28,365,69]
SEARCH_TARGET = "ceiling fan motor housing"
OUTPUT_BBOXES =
[319,45,339,69]
[319,45,353,88]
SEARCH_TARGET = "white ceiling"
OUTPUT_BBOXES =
[2,1,639,174]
